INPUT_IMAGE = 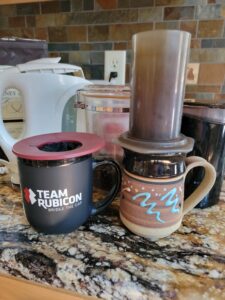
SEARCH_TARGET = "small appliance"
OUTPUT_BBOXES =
[0,58,91,184]
[182,101,225,208]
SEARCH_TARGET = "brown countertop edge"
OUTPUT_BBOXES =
[0,274,98,300]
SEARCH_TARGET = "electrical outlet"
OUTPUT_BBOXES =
[104,50,126,85]
[186,63,200,85]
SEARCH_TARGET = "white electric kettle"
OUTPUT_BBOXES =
[0,58,91,184]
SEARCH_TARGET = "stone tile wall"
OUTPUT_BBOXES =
[0,0,224,101]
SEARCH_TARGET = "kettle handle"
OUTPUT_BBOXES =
[0,120,18,161]
[0,72,21,162]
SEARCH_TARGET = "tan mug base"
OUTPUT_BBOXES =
[120,212,182,241]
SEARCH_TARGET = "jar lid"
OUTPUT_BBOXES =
[80,84,130,92]
[12,132,105,161]
[76,87,130,112]
[183,100,225,124]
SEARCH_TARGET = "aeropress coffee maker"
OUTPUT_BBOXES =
[118,30,216,241]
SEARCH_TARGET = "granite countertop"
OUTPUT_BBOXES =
[0,174,225,300]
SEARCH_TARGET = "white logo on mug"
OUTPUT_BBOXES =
[23,187,82,211]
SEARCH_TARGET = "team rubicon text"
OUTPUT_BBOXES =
[23,187,82,210]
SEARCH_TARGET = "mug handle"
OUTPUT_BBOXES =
[91,157,121,215]
[183,156,216,215]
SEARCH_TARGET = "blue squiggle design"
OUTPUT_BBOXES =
[132,192,165,223]
[160,187,180,213]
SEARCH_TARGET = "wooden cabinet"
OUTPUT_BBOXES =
[0,0,50,4]
[0,274,94,300]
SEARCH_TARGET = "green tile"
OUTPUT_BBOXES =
[202,39,225,48]
[91,42,112,50]
[156,0,202,5]
[41,1,70,14]
[118,0,130,8]
[61,0,71,12]
[0,5,17,17]
[69,51,91,65]
[196,4,221,19]
[88,25,109,41]
[118,0,154,8]
[70,9,138,24]
[126,50,132,64]
[26,16,36,27]
[84,0,94,10]
[155,21,179,29]
[191,93,215,100]
[71,0,83,11]
[36,13,69,27]
[138,7,163,22]
[90,51,104,64]
[190,48,225,62]
[36,14,55,27]
[48,27,67,42]
[164,6,195,20]
[0,17,8,28]
[48,43,79,51]
[16,3,40,15]
[130,0,154,8]
[82,64,104,80]
[59,52,69,63]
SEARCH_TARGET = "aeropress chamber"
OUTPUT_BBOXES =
[119,30,194,174]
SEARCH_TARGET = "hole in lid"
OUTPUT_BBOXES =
[38,141,82,152]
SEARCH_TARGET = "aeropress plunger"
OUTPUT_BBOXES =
[118,30,194,212]
[119,29,194,156]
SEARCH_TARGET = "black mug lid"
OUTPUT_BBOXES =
[12,132,105,161]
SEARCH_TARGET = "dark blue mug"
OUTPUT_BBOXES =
[13,132,121,234]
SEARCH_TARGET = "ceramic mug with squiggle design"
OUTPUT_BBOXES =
[120,153,216,241]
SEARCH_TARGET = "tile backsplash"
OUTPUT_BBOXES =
[0,0,225,102]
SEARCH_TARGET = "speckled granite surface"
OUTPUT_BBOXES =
[0,174,225,300]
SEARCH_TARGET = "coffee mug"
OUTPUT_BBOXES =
[120,151,216,240]
[12,132,121,234]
